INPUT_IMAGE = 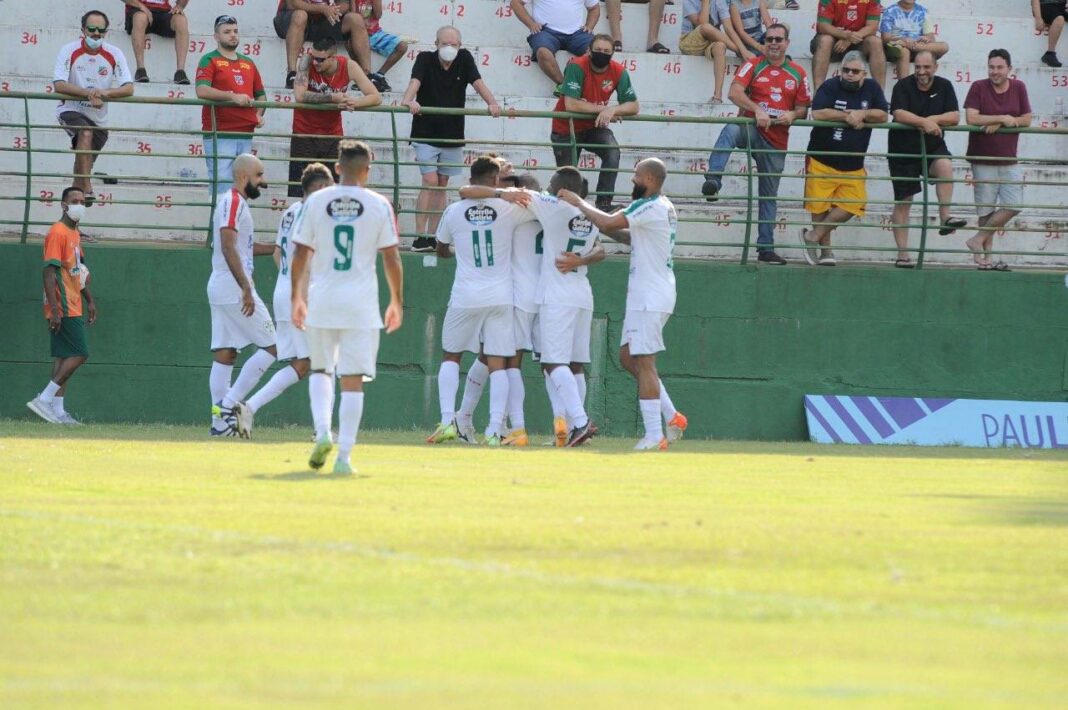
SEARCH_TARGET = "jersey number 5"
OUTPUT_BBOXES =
[472,229,494,267]
[279,234,289,275]
[334,225,355,271]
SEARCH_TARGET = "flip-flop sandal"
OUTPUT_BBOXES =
[938,217,967,235]
[991,262,1011,271]
[647,42,670,54]
[894,258,914,268]
[613,40,623,52]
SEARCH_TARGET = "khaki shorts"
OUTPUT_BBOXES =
[679,28,714,58]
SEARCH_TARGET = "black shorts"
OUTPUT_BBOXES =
[887,149,951,201]
[59,111,108,152]
[1041,1,1068,25]
[288,134,341,197]
[124,8,178,38]
[273,10,348,42]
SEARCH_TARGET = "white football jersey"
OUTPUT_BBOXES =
[436,199,535,309]
[511,220,542,313]
[207,188,256,306]
[292,184,399,329]
[53,40,133,125]
[271,200,303,322]
[622,194,677,313]
[527,192,599,311]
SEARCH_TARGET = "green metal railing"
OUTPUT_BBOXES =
[1,91,1066,268]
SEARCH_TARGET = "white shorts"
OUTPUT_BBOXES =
[971,163,1023,218]
[442,304,515,357]
[538,304,592,365]
[307,326,380,380]
[620,309,670,356]
[513,307,539,353]
[275,320,310,361]
[210,296,276,351]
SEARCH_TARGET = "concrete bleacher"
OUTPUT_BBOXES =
[1,0,1065,266]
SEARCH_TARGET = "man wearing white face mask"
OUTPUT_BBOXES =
[27,187,97,425]
[401,26,501,252]
[53,10,134,204]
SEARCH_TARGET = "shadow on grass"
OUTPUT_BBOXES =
[248,471,371,482]
[918,493,1068,527]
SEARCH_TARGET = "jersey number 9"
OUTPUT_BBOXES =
[334,225,355,271]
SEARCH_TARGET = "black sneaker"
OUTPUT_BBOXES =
[1042,51,1062,68]
[134,67,149,83]
[566,420,598,447]
[701,179,720,203]
[369,72,391,92]
[411,236,437,253]
[757,250,787,265]
[174,69,190,85]
[285,71,296,89]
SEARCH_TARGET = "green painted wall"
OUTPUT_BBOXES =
[2,242,1066,439]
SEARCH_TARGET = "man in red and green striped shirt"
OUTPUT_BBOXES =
[811,0,886,90]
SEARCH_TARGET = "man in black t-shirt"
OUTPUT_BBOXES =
[802,51,888,266]
[887,50,967,266]
[400,26,502,251]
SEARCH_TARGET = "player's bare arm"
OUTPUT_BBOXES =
[43,264,63,333]
[555,240,606,274]
[345,61,381,109]
[82,285,97,325]
[456,186,532,206]
[253,242,276,257]
[220,227,255,316]
[435,240,454,259]
[380,245,404,334]
[289,243,314,330]
[557,190,630,233]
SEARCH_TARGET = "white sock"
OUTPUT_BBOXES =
[640,399,663,441]
[336,391,364,464]
[309,372,334,439]
[575,371,587,405]
[209,362,232,405]
[39,381,60,404]
[486,369,509,437]
[246,365,300,414]
[437,361,460,424]
[550,367,588,429]
[544,371,565,420]
[222,349,275,408]
[457,359,489,426]
[658,379,677,421]
[505,368,525,430]
[53,396,66,416]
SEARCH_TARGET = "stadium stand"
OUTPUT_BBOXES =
[0,0,1065,266]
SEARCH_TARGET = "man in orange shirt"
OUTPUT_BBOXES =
[27,187,97,425]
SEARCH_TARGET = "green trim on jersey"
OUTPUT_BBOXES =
[44,258,62,268]
[782,61,805,86]
[624,196,657,215]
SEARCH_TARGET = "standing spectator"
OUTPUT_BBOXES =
[880,0,949,81]
[811,0,886,90]
[122,0,191,84]
[288,38,381,198]
[274,1,373,90]
[352,0,409,91]
[887,50,966,267]
[729,0,771,62]
[679,0,745,103]
[53,10,134,203]
[700,23,811,264]
[195,15,266,194]
[963,49,1033,271]
[551,35,640,211]
[401,27,501,252]
[26,187,97,425]
[1033,0,1067,67]
[510,0,599,86]
[801,51,888,266]
[605,0,670,53]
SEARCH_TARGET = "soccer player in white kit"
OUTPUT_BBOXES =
[233,163,335,438]
[559,158,689,450]
[289,141,404,474]
[427,156,536,446]
[207,154,278,437]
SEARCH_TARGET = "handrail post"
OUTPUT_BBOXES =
[740,120,754,265]
[206,104,219,247]
[916,128,929,269]
[390,110,400,210]
[568,117,578,165]
[20,96,31,243]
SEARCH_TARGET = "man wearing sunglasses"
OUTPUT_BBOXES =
[288,37,381,198]
[53,11,134,203]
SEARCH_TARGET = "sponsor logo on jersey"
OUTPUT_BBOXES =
[771,92,783,103]
[785,79,796,90]
[757,76,771,83]
[233,73,245,86]
[567,215,594,238]
[280,210,296,232]
[217,60,230,67]
[465,204,497,226]
[601,79,614,92]
[98,67,109,77]
[327,197,364,222]
[861,100,869,108]
[770,70,780,77]
[847,8,858,22]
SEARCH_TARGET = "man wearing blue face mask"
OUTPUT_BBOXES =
[53,10,134,205]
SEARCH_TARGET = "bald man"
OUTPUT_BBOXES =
[207,153,278,437]
[558,158,688,450]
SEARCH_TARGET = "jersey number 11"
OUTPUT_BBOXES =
[472,229,494,267]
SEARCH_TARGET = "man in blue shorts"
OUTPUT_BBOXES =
[510,0,599,85]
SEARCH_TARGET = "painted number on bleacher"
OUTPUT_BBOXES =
[144,38,152,50]
[663,61,681,75]
[187,143,204,156]
[13,136,26,149]
[95,192,112,207]
[1,82,9,91]
[190,40,206,54]
[1051,74,1068,88]
[954,70,971,83]
[227,0,245,5]
[137,142,152,154]
[660,108,675,116]
[167,90,184,99]
[495,5,513,18]
[661,13,677,25]
[155,195,172,209]
[686,159,707,173]
[21,32,38,45]
[480,53,490,67]
[273,93,293,103]
[976,23,994,36]
[522,158,538,167]
[578,154,597,169]
[513,55,532,67]
[406,48,418,61]
[387,1,404,13]
[271,198,287,212]
[455,4,465,17]
[620,59,638,72]
[242,42,261,57]
[39,190,54,206]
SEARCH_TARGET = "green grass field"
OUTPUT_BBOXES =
[1,422,1066,708]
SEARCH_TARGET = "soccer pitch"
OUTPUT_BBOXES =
[1,423,1065,708]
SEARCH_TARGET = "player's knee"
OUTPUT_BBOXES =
[76,131,94,148]
[291,359,311,379]
[172,13,188,30]
[437,175,451,187]
[290,9,308,28]
[535,47,555,63]
[346,12,366,30]
[817,34,833,50]
[394,41,408,56]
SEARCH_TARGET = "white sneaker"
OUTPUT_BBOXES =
[56,412,82,425]
[634,436,668,451]
[457,422,478,444]
[233,401,254,439]
[27,397,61,424]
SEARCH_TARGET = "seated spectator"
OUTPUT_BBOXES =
[288,38,381,198]
[274,1,372,90]
[122,1,191,84]
[886,50,966,268]
[1033,0,1067,67]
[605,0,670,53]
[679,0,745,102]
[53,10,134,203]
[801,51,888,266]
[351,0,408,91]
[550,34,639,211]
[728,0,771,62]
[511,0,599,85]
[811,0,887,90]
[880,0,949,81]
[963,49,1033,270]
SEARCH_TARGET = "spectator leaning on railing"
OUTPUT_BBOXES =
[811,0,886,90]
[53,10,134,205]
[551,34,639,211]
[679,0,745,103]
[801,50,888,267]
[962,49,1033,271]
[121,0,191,85]
[195,15,266,194]
[288,37,380,198]
[880,0,949,82]
[274,1,372,90]
[728,0,771,63]
[511,0,599,86]
[1033,0,1067,67]
[604,0,670,54]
